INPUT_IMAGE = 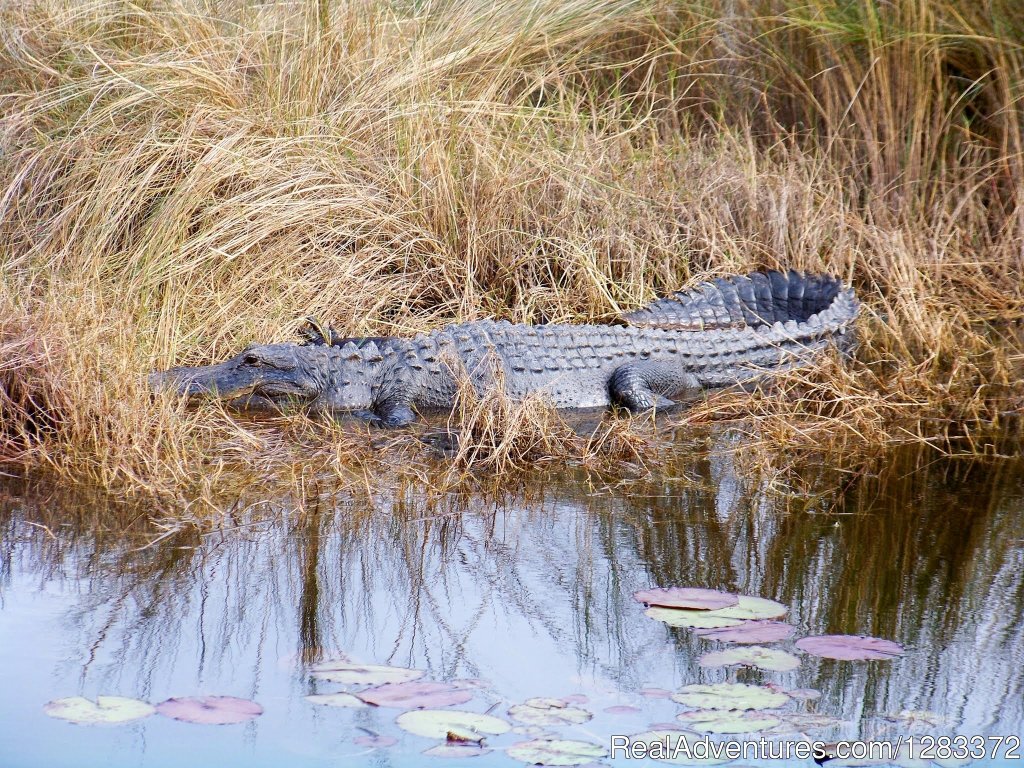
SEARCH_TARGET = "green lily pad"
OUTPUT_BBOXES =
[508,698,592,726]
[310,661,423,686]
[506,739,607,766]
[671,683,789,711]
[714,595,788,620]
[396,709,511,739]
[629,730,733,765]
[305,693,368,708]
[645,607,745,629]
[698,646,800,672]
[676,709,782,734]
[43,696,155,725]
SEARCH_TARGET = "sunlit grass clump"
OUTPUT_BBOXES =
[0,0,1022,502]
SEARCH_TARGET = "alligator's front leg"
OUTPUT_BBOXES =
[609,362,699,411]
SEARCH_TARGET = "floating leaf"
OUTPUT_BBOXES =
[155,696,262,725]
[354,734,398,748]
[645,607,744,629]
[676,710,782,734]
[43,696,154,725]
[671,683,789,711]
[424,743,491,758]
[508,698,592,726]
[695,620,794,644]
[506,739,607,766]
[358,681,473,709]
[310,662,423,686]
[698,646,800,672]
[795,635,904,661]
[633,588,738,611]
[712,596,788,621]
[305,693,367,708]
[604,705,642,715]
[629,730,733,766]
[396,710,511,740]
[563,694,589,705]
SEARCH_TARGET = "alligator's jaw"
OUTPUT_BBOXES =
[149,344,327,407]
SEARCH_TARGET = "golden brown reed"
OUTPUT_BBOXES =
[0,0,1022,510]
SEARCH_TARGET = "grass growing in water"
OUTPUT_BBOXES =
[0,0,1022,506]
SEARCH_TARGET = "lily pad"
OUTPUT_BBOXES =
[628,730,735,765]
[310,661,423,686]
[358,681,473,709]
[794,635,904,661]
[396,709,511,740]
[155,696,262,725]
[676,710,782,734]
[508,698,592,726]
[604,705,642,715]
[506,739,607,766]
[645,607,744,630]
[695,620,794,644]
[713,595,788,620]
[305,693,368,708]
[43,696,155,725]
[671,683,789,711]
[424,744,492,758]
[698,646,800,672]
[633,588,738,611]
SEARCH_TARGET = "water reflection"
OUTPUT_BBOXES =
[0,432,1022,767]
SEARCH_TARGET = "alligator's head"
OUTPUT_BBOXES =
[149,341,385,413]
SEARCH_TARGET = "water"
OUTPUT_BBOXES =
[1,431,1022,767]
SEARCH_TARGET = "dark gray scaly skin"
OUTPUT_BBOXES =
[150,271,859,427]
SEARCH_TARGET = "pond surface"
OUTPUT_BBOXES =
[1,431,1022,767]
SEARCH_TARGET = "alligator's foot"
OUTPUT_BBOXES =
[609,362,697,412]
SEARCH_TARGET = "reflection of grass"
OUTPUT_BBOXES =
[0,0,1022,502]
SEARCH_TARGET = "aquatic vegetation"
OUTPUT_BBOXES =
[309,661,422,685]
[695,620,796,644]
[672,682,790,711]
[676,709,783,734]
[154,696,263,725]
[43,696,154,725]
[507,698,593,726]
[356,680,474,709]
[795,634,905,661]
[698,646,801,672]
[304,692,367,708]
[505,738,607,766]
[395,709,511,740]
[634,587,739,611]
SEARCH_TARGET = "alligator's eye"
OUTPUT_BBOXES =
[242,353,263,366]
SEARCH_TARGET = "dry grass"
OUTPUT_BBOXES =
[0,0,1022,508]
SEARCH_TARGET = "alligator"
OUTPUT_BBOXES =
[149,270,859,426]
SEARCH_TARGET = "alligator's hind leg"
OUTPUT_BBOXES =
[609,362,699,412]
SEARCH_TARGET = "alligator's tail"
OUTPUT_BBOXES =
[621,270,859,335]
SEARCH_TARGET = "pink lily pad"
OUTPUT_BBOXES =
[633,587,738,611]
[795,634,904,661]
[357,681,474,709]
[424,744,491,758]
[695,620,794,644]
[155,696,262,725]
[563,694,589,705]
[354,734,398,748]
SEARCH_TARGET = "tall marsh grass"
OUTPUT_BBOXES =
[0,0,1021,499]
